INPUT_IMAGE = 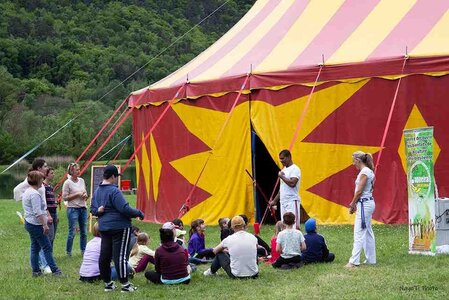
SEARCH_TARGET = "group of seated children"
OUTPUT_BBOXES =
[270,213,335,269]
[79,212,334,286]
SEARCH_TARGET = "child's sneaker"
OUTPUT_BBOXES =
[104,281,116,292]
[121,283,137,293]
[52,270,64,277]
[203,268,216,276]
[32,271,43,277]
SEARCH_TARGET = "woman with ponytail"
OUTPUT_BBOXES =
[345,151,376,268]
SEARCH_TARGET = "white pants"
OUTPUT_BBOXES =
[280,200,300,229]
[349,200,376,265]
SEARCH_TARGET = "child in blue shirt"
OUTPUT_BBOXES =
[302,218,335,264]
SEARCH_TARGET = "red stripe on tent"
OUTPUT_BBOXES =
[222,0,310,77]
[369,0,449,59]
[168,0,279,87]
[290,0,380,68]
[129,56,449,105]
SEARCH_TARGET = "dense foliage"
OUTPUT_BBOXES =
[0,0,255,164]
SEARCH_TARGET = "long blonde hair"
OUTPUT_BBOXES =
[274,221,284,237]
[353,151,374,171]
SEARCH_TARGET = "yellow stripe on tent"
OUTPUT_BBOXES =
[411,9,449,56]
[194,0,295,82]
[328,0,417,65]
[152,0,268,89]
[257,0,345,73]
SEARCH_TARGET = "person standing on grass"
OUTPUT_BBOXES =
[345,151,376,268]
[203,216,259,278]
[43,167,58,247]
[269,149,301,229]
[14,158,53,273]
[272,212,306,269]
[91,165,144,293]
[22,170,62,277]
[62,162,88,257]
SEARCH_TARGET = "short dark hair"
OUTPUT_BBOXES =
[283,212,295,226]
[279,149,291,158]
[172,218,183,228]
[160,228,174,244]
[32,158,46,171]
[46,167,54,176]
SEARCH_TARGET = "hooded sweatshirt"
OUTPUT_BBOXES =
[91,183,143,231]
[155,241,189,280]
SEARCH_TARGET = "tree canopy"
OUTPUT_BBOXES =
[0,0,255,164]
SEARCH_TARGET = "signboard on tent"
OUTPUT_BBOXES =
[404,127,436,255]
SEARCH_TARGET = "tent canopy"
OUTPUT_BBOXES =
[130,0,449,106]
[129,0,449,225]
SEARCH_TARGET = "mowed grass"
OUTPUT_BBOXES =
[1,196,448,300]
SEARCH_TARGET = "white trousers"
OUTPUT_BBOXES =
[280,200,300,229]
[349,200,376,265]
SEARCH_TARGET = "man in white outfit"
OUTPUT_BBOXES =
[269,149,301,229]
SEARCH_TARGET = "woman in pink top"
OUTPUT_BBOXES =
[62,162,88,256]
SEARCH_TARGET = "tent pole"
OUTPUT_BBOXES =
[179,74,251,218]
[261,64,324,228]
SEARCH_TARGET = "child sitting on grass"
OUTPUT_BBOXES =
[302,218,335,264]
[218,217,230,241]
[129,232,155,273]
[269,221,284,264]
[79,223,101,282]
[272,212,306,269]
[188,219,215,263]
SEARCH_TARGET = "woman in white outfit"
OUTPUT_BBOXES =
[346,151,376,268]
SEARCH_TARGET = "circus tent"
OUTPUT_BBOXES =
[128,0,449,225]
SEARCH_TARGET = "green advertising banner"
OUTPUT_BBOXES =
[404,127,435,255]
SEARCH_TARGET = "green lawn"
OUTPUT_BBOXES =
[1,196,447,300]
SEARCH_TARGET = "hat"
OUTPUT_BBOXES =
[175,228,186,237]
[305,218,316,233]
[161,222,175,230]
[231,216,245,229]
[103,165,121,178]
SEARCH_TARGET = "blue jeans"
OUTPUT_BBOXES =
[66,207,87,254]
[25,221,59,273]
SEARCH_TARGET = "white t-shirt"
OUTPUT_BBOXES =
[355,167,375,199]
[22,188,47,225]
[14,178,45,202]
[280,164,301,203]
[277,228,305,258]
[221,230,258,277]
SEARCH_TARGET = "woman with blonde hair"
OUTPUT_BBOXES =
[62,162,88,256]
[346,151,376,268]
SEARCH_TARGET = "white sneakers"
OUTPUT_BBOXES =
[203,268,216,276]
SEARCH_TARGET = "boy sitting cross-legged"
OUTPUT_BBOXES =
[272,212,306,269]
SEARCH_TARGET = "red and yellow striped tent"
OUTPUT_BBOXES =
[128,0,449,225]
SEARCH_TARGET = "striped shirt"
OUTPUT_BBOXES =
[44,182,57,213]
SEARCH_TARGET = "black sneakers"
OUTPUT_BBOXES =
[121,283,137,293]
[104,281,116,292]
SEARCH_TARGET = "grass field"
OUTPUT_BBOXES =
[1,196,448,300]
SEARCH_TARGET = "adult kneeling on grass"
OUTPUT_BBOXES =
[203,216,259,279]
